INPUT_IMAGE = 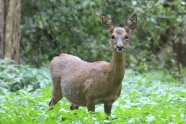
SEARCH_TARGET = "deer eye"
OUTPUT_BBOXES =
[125,35,128,40]
[111,35,115,40]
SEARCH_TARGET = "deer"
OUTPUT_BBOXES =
[48,13,137,115]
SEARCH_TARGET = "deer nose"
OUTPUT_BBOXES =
[116,44,124,52]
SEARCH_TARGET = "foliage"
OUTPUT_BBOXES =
[21,0,108,67]
[21,0,186,68]
[131,0,186,70]
[1,1,186,123]
[0,64,186,123]
[0,59,50,92]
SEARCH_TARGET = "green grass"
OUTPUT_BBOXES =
[0,59,50,92]
[0,60,186,123]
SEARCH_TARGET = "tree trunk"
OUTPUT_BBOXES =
[0,0,21,62]
[0,0,5,59]
[173,42,182,69]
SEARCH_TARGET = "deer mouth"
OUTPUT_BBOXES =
[116,46,125,52]
[117,47,124,52]
[115,44,125,52]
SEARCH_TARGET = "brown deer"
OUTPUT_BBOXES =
[48,13,137,115]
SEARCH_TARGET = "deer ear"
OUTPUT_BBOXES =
[101,13,114,33]
[125,14,137,33]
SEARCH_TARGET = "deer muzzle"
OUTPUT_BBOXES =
[116,44,124,52]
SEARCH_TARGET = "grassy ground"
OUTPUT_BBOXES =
[0,62,186,124]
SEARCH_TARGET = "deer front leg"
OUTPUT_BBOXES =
[104,103,112,115]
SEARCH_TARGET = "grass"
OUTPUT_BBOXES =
[0,60,186,123]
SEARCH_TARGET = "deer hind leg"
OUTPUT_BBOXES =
[48,78,63,110]
[70,104,79,110]
[86,97,95,112]
[104,103,112,115]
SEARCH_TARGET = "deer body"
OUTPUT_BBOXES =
[49,13,137,115]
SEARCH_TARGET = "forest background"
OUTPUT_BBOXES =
[0,0,186,123]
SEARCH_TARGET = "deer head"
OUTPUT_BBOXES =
[101,13,137,52]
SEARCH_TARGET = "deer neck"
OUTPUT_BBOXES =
[108,50,126,86]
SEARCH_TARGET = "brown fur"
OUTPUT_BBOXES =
[48,13,137,115]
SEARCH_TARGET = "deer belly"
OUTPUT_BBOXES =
[94,93,119,105]
[61,84,86,106]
